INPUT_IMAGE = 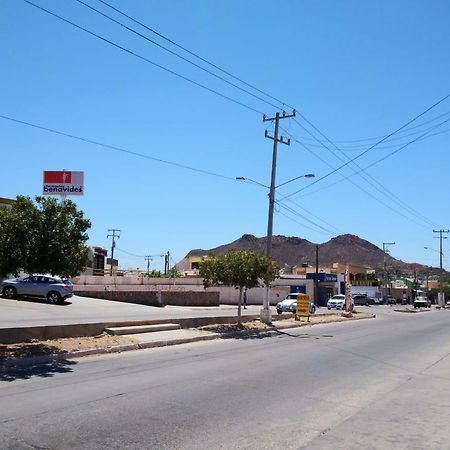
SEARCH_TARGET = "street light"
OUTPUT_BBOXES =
[237,173,315,322]
[236,173,315,190]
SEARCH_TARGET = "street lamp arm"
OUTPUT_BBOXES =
[236,174,315,190]
[275,173,315,189]
[235,177,269,189]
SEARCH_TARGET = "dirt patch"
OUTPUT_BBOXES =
[0,334,138,362]
[278,311,374,325]
[200,312,374,339]
[200,322,275,339]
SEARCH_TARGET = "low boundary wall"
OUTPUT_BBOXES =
[0,315,260,344]
[75,290,220,307]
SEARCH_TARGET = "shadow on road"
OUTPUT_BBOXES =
[1,343,77,382]
[0,359,76,382]
[4,296,73,306]
[205,324,275,340]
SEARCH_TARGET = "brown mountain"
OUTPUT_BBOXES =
[182,233,429,274]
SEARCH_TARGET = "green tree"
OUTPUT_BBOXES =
[199,249,279,324]
[166,267,182,278]
[0,196,91,278]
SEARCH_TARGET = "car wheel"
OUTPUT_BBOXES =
[2,286,17,299]
[327,307,331,310]
[47,291,62,304]
[277,310,282,315]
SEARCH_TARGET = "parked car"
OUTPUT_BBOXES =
[414,290,430,308]
[0,274,73,304]
[327,294,352,310]
[352,293,375,306]
[385,295,397,305]
[276,293,316,315]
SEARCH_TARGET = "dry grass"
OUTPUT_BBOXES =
[1,334,138,361]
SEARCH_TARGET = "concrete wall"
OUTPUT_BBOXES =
[73,276,314,306]
[76,290,220,307]
[73,275,204,287]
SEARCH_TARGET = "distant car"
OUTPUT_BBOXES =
[352,294,374,306]
[327,294,351,310]
[0,274,73,304]
[414,293,430,309]
[385,295,396,305]
[276,293,316,315]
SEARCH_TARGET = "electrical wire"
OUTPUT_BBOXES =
[275,202,335,236]
[282,94,450,200]
[280,130,435,230]
[298,110,450,145]
[95,0,288,110]
[73,0,281,112]
[297,119,450,151]
[94,0,450,155]
[287,118,444,228]
[18,0,450,232]
[0,114,236,181]
[22,0,265,116]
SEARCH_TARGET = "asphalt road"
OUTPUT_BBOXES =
[2,308,449,449]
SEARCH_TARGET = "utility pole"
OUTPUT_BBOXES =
[433,229,449,307]
[107,229,121,276]
[315,244,319,308]
[164,251,170,276]
[382,242,395,301]
[261,110,296,323]
[145,256,152,275]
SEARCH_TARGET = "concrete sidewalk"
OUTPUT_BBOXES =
[0,295,269,329]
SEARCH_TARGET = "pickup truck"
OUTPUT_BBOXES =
[414,290,430,308]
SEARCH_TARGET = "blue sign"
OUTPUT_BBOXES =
[306,273,338,283]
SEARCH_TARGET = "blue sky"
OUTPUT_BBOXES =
[1,0,449,271]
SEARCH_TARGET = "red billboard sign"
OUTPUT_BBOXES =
[43,171,84,196]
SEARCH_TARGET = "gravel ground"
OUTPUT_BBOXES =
[0,334,138,361]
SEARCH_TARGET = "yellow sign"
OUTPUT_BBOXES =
[296,294,310,316]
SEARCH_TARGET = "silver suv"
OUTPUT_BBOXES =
[1,274,73,304]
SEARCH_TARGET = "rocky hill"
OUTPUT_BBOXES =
[181,233,430,274]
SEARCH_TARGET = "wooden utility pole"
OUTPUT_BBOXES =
[261,110,295,323]
[433,229,449,306]
[107,229,121,276]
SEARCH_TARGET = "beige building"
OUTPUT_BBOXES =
[0,197,15,208]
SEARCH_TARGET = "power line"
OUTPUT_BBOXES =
[73,0,280,112]
[295,110,450,146]
[275,202,335,236]
[81,0,450,155]
[297,118,450,151]
[17,0,450,231]
[280,130,434,230]
[282,94,450,200]
[23,0,265,116]
[275,201,336,235]
[281,199,344,235]
[287,117,445,228]
[0,114,235,181]
[292,116,450,210]
[95,0,288,110]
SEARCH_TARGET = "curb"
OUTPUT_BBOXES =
[1,314,374,370]
[1,334,219,370]
[273,313,376,330]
